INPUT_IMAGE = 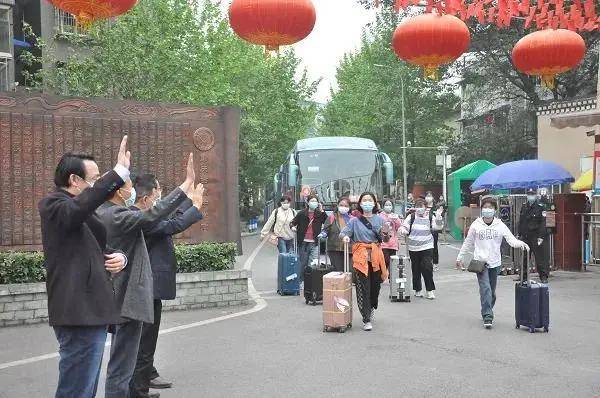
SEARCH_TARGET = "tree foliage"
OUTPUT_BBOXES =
[321,10,459,187]
[38,0,317,211]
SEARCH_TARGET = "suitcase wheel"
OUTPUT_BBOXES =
[348,323,352,329]
[516,324,520,329]
[544,326,549,333]
[305,298,310,305]
[323,326,329,333]
[338,327,347,333]
[529,327,535,334]
[405,297,411,302]
[312,292,318,305]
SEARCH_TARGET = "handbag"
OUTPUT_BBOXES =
[268,209,279,246]
[468,259,487,273]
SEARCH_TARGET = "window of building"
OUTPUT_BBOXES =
[0,6,13,91]
[54,8,86,36]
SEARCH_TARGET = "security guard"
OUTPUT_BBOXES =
[518,188,549,283]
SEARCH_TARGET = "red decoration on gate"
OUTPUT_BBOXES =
[392,13,470,79]
[228,0,316,52]
[47,0,137,27]
[377,0,599,32]
[512,29,586,88]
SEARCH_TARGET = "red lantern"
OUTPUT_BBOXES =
[392,13,470,79]
[47,0,137,27]
[228,0,316,52]
[512,29,586,88]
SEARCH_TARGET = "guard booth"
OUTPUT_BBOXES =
[448,160,496,239]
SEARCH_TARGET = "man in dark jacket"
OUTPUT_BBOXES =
[38,136,130,398]
[97,155,196,398]
[519,188,549,283]
[129,174,204,397]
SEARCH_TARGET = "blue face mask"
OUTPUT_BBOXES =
[308,201,318,210]
[482,208,496,218]
[416,207,426,216]
[122,187,137,208]
[383,205,393,213]
[361,201,375,213]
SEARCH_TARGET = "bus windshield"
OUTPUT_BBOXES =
[298,149,377,186]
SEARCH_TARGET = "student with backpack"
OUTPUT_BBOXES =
[400,197,444,300]
[261,196,297,254]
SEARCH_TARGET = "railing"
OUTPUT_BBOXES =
[54,9,86,36]
[575,212,600,271]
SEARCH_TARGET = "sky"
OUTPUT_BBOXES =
[219,1,377,104]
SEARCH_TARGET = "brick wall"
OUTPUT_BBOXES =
[0,270,251,327]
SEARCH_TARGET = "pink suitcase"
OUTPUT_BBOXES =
[322,242,353,333]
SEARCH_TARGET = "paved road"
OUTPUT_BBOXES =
[1,235,600,397]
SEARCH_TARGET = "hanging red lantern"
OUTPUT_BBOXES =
[512,29,586,88]
[228,0,316,52]
[392,13,470,80]
[47,0,137,27]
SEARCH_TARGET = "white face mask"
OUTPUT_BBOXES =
[338,206,350,215]
[281,203,290,210]
[416,207,426,216]
[384,205,393,213]
[426,197,433,204]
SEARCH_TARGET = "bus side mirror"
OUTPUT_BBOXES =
[382,153,394,185]
[288,164,298,187]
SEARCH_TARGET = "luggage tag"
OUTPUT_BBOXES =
[334,296,350,313]
[286,273,298,281]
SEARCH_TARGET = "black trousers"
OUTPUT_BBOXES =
[130,299,162,397]
[409,249,436,292]
[328,250,345,273]
[524,236,549,279]
[355,263,382,323]
[382,249,397,279]
[432,232,439,265]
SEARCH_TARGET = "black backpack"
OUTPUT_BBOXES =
[408,210,434,236]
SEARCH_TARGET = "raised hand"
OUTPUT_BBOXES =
[179,153,195,194]
[191,183,205,209]
[117,135,131,169]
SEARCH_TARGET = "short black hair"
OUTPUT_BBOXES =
[54,153,96,188]
[279,196,292,205]
[134,174,158,199]
[481,196,498,210]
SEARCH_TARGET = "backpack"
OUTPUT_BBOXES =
[408,211,433,236]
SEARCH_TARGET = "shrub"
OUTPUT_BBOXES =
[0,251,46,284]
[175,242,237,273]
[0,242,237,284]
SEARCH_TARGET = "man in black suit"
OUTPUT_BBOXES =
[38,136,131,398]
[129,174,204,397]
[97,154,198,398]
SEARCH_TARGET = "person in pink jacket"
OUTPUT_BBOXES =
[380,198,403,273]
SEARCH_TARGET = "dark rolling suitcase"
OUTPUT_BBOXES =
[277,239,300,296]
[515,249,549,333]
[304,238,332,305]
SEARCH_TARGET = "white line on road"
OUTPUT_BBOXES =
[0,238,269,371]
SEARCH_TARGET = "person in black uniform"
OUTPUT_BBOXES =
[518,188,549,283]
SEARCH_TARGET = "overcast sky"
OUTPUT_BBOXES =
[219,1,377,104]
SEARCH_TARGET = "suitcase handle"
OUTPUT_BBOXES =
[344,241,350,273]
[318,237,329,267]
[519,247,529,284]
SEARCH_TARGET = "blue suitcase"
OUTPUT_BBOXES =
[278,252,300,296]
[515,251,549,333]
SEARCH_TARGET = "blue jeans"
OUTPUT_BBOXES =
[53,325,107,398]
[298,241,319,282]
[277,238,294,254]
[477,266,501,320]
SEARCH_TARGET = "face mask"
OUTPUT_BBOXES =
[426,197,433,204]
[338,206,349,215]
[482,208,496,218]
[121,187,136,207]
[384,205,393,213]
[527,195,537,203]
[308,201,318,210]
[361,201,375,213]
[416,207,426,216]
[281,203,290,210]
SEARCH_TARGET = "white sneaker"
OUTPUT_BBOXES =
[433,265,439,272]
[426,291,436,300]
[363,322,373,331]
[414,290,424,298]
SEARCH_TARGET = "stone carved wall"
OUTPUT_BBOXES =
[0,93,240,251]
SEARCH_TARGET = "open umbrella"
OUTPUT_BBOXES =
[572,169,592,192]
[471,159,574,191]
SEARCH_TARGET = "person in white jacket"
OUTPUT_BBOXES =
[261,196,297,253]
[456,196,529,329]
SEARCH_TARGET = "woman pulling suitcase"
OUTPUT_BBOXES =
[321,197,353,272]
[340,192,389,331]
[456,196,529,329]
[290,195,327,284]
[379,198,403,275]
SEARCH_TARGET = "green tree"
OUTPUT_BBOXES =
[39,0,317,212]
[321,10,459,188]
